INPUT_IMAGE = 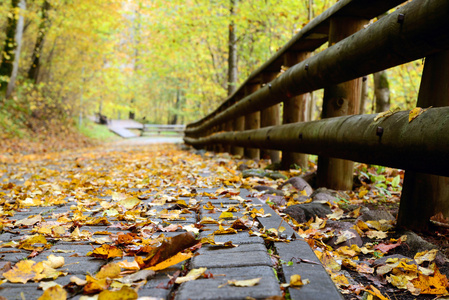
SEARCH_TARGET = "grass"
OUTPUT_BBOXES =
[78,118,119,141]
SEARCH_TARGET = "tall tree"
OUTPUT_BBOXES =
[227,0,238,96]
[0,0,19,96]
[27,0,51,83]
[373,70,390,112]
[5,0,25,98]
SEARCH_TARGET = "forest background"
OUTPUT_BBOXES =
[0,0,421,146]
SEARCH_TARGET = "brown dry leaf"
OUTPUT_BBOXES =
[118,259,140,271]
[145,232,197,267]
[70,276,87,286]
[175,267,207,284]
[15,215,42,227]
[87,244,123,259]
[366,230,388,239]
[199,216,219,224]
[146,252,193,271]
[97,285,138,300]
[37,285,67,300]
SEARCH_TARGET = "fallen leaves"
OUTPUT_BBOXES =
[3,256,67,283]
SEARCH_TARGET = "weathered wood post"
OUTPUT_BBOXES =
[261,72,280,163]
[281,52,311,170]
[397,50,449,231]
[316,16,367,190]
[231,93,245,157]
[223,119,233,153]
[244,83,261,159]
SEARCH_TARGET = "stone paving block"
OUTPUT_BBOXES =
[175,266,281,300]
[199,231,264,245]
[136,287,171,299]
[275,240,343,300]
[191,249,272,268]
[0,249,28,262]
[197,243,267,255]
[256,201,297,237]
[0,282,42,300]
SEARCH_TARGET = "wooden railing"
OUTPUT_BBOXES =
[184,0,449,230]
[140,124,185,136]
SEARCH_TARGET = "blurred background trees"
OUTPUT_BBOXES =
[0,0,423,139]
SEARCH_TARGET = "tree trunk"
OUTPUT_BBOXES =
[317,16,367,190]
[227,0,238,96]
[27,0,51,83]
[0,0,20,96]
[6,0,25,99]
[397,50,449,231]
[360,76,369,114]
[373,70,390,112]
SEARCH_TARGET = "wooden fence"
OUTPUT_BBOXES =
[184,0,449,231]
[140,124,185,136]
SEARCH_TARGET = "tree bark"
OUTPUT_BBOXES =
[6,0,25,99]
[0,0,20,96]
[397,50,449,231]
[373,70,390,112]
[317,16,367,190]
[227,0,238,96]
[360,76,369,114]
[27,0,51,83]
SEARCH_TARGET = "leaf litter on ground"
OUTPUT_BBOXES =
[1,143,449,299]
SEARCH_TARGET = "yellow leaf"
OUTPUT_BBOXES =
[146,252,193,271]
[409,106,432,123]
[96,263,121,280]
[175,267,207,284]
[84,274,108,294]
[15,215,42,227]
[203,202,215,210]
[98,286,138,300]
[213,224,237,235]
[118,259,140,270]
[289,274,309,287]
[118,197,141,210]
[3,260,36,283]
[45,255,65,269]
[374,107,401,121]
[326,208,345,220]
[199,216,219,224]
[70,276,87,286]
[227,277,261,287]
[37,285,67,300]
[411,268,449,295]
[18,234,48,250]
[87,244,123,259]
[366,230,388,239]
[414,249,438,265]
[366,285,390,300]
[219,211,234,219]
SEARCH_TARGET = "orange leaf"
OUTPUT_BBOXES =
[87,244,123,259]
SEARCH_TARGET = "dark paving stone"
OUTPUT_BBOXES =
[0,282,42,300]
[191,250,272,268]
[175,266,281,300]
[256,202,297,237]
[197,243,267,255]
[275,240,343,300]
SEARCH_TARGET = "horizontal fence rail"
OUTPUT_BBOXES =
[186,0,449,137]
[185,107,449,177]
[183,0,449,231]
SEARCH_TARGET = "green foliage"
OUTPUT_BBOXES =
[77,118,118,141]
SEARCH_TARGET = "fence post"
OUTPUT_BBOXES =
[316,16,367,190]
[282,51,311,170]
[223,120,233,153]
[261,72,280,163]
[231,93,245,157]
[397,50,449,231]
[244,83,261,159]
